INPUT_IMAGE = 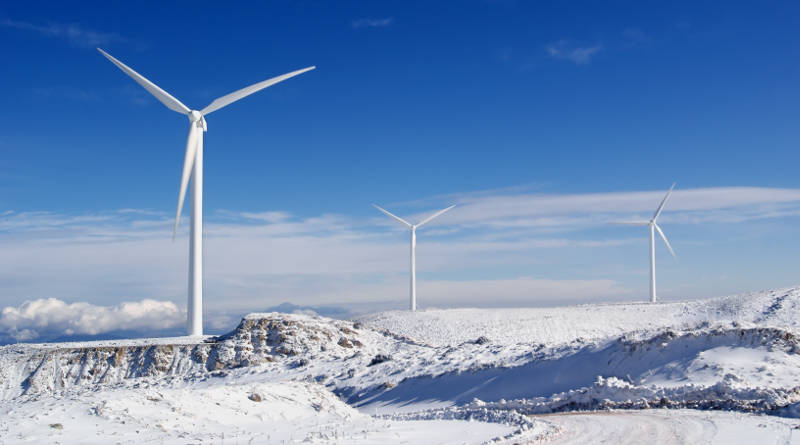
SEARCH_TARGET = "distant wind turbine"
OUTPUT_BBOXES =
[98,48,315,336]
[372,204,455,311]
[615,183,677,303]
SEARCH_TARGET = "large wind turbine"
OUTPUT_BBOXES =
[616,183,677,303]
[98,48,314,336]
[372,204,455,311]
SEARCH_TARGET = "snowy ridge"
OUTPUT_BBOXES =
[344,325,800,414]
[354,287,800,348]
[0,312,377,400]
[460,375,800,416]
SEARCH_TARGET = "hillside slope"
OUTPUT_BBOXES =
[354,287,800,347]
[3,287,800,443]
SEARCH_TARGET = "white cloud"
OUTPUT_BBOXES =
[2,185,800,314]
[545,40,603,65]
[238,211,292,223]
[0,298,183,342]
[315,277,629,308]
[352,18,393,29]
[439,186,800,229]
[33,86,102,102]
[1,19,125,48]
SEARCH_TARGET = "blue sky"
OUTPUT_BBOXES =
[1,1,799,340]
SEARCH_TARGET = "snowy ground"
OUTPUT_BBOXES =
[0,381,518,444]
[2,287,800,444]
[535,409,800,444]
[355,287,800,347]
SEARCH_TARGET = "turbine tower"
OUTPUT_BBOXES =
[617,183,677,303]
[372,204,455,311]
[98,48,315,336]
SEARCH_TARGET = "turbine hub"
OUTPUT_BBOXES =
[189,110,203,122]
[188,110,207,131]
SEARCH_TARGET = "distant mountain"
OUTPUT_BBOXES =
[0,327,186,346]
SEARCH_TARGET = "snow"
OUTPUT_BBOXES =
[354,287,800,347]
[15,334,213,349]
[536,409,800,444]
[3,287,800,443]
[0,380,516,444]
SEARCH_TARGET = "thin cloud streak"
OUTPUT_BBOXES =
[33,86,102,102]
[441,186,800,229]
[1,185,800,312]
[351,18,393,29]
[1,19,125,48]
[545,40,603,64]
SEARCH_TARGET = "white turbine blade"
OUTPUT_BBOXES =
[201,66,316,115]
[654,224,677,259]
[97,48,191,115]
[372,204,412,227]
[652,182,676,221]
[610,221,650,226]
[416,205,456,228]
[173,124,200,240]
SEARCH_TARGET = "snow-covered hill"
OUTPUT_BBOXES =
[354,287,800,347]
[3,287,800,443]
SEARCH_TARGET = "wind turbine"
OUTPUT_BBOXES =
[616,183,677,303]
[98,48,315,336]
[372,204,455,311]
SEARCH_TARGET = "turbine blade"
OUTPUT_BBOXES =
[173,124,200,239]
[416,205,456,228]
[372,204,412,227]
[654,224,677,259]
[97,48,191,115]
[201,66,316,115]
[610,221,650,226]
[652,182,676,221]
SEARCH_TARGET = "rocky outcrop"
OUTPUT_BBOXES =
[0,312,369,399]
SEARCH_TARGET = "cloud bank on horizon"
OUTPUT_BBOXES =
[1,184,799,314]
[0,298,183,344]
[2,184,800,342]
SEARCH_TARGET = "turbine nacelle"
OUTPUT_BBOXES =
[188,110,207,131]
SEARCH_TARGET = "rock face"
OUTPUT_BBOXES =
[0,312,368,400]
[16,344,212,396]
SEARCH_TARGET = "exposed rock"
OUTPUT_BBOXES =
[1,312,378,399]
[472,336,490,345]
[368,354,392,366]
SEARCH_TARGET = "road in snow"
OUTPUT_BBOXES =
[536,410,800,444]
